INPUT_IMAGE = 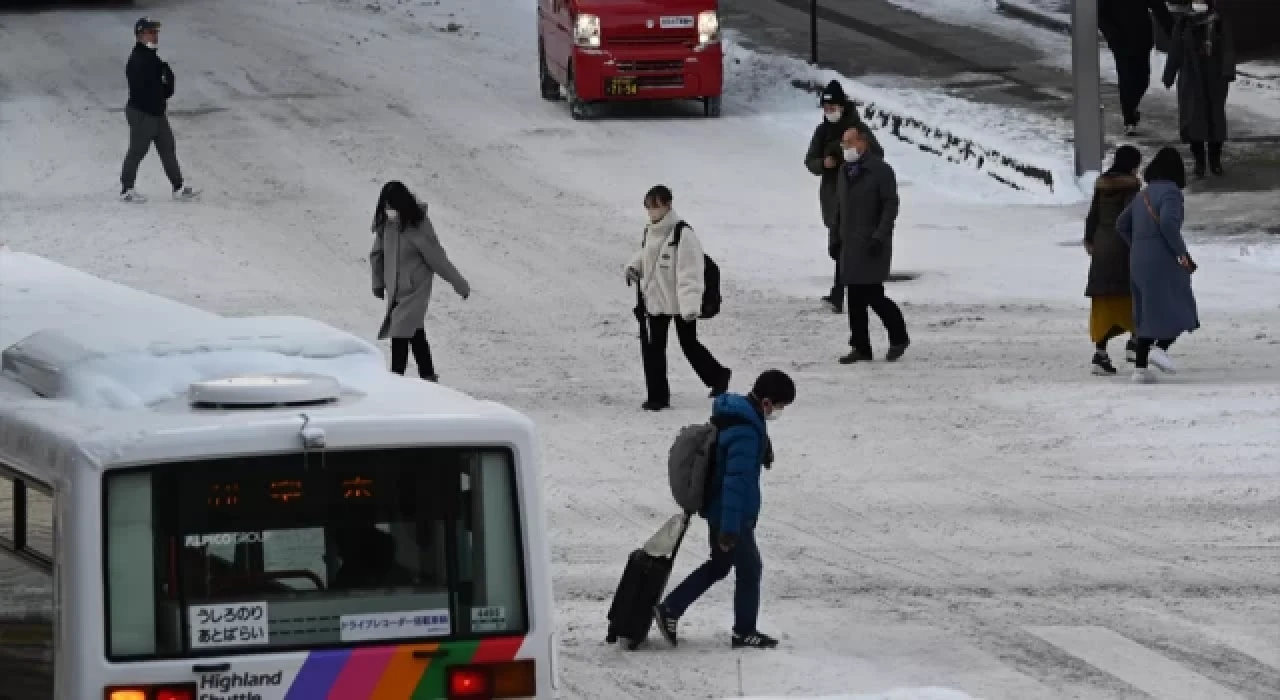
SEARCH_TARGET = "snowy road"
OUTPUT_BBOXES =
[2,0,1280,698]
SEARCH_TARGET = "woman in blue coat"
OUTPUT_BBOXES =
[1116,147,1200,382]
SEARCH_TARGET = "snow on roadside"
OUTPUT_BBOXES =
[1232,242,1280,270]
[726,691,977,700]
[723,34,1086,204]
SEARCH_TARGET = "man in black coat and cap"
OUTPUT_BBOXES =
[119,17,200,203]
[1099,0,1174,135]
[804,80,881,314]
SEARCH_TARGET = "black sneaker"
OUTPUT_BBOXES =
[1091,352,1117,376]
[886,343,909,362]
[654,605,679,647]
[1125,340,1137,364]
[820,295,843,313]
[839,350,874,365]
[642,400,670,412]
[732,631,779,649]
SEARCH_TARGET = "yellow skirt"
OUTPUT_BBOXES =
[1090,296,1134,343]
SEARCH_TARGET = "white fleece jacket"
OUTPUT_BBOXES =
[625,210,705,318]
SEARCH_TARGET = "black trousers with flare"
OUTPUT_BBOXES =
[847,283,909,354]
[642,314,728,405]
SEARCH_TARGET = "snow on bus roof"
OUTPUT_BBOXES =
[0,251,526,474]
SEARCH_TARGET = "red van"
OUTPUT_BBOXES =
[537,0,724,119]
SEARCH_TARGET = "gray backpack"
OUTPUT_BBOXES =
[668,416,751,514]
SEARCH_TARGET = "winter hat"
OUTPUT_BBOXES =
[820,80,848,107]
[134,17,162,34]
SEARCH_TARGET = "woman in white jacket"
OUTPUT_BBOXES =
[625,185,732,411]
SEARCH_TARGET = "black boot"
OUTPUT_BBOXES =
[1190,142,1207,178]
[1208,142,1224,175]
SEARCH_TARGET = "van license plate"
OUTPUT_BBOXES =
[660,15,695,29]
[606,78,638,96]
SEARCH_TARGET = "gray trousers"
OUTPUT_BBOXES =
[120,106,182,191]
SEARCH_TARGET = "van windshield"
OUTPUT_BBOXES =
[104,448,527,660]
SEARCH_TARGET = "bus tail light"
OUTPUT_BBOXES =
[446,660,537,699]
[105,684,197,700]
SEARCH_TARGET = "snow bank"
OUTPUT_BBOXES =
[725,690,977,700]
[723,36,1084,203]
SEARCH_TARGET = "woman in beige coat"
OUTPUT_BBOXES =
[370,181,470,381]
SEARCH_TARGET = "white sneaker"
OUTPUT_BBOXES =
[120,189,147,203]
[1131,368,1157,384]
[1148,347,1176,374]
[173,184,201,201]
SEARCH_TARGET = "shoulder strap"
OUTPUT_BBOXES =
[673,221,688,246]
[1142,192,1160,224]
[710,414,754,431]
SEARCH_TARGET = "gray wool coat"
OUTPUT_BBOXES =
[833,154,900,286]
[1116,180,1200,339]
[370,213,469,339]
[804,113,884,231]
[1164,13,1236,144]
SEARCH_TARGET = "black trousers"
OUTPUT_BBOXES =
[847,284,909,353]
[642,315,728,404]
[1190,141,1223,168]
[390,328,435,378]
[1114,51,1151,126]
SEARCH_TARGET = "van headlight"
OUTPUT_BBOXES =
[697,10,720,46]
[574,13,601,48]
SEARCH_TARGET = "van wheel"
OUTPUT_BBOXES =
[567,65,592,120]
[539,42,561,101]
[703,96,722,118]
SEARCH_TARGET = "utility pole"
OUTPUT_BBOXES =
[1072,0,1103,175]
[810,0,818,64]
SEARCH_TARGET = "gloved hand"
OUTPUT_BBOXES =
[625,267,641,285]
[828,241,841,261]
[455,280,472,300]
[373,288,385,300]
[717,532,737,552]
[867,238,884,257]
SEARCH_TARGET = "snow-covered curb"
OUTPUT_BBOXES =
[720,690,978,700]
[789,78,1059,195]
[723,37,1082,202]
[994,0,1071,34]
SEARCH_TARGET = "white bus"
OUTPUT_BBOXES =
[0,251,557,700]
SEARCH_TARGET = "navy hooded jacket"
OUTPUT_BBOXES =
[701,393,769,536]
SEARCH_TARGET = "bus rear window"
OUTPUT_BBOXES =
[104,448,528,659]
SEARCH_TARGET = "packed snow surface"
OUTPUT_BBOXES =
[2,0,1278,698]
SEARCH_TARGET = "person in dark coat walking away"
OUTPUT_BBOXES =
[1084,145,1143,375]
[370,181,470,381]
[626,185,732,412]
[655,370,796,650]
[832,124,909,364]
[804,80,883,313]
[119,17,200,203]
[1164,0,1236,176]
[1116,147,1200,383]
[1099,0,1174,135]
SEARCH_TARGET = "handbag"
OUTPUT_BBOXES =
[1142,192,1197,274]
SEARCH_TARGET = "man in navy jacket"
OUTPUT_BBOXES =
[655,370,796,650]
[119,17,199,202]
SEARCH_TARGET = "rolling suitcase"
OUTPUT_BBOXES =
[605,513,693,650]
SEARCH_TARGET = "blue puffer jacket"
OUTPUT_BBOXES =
[700,393,768,536]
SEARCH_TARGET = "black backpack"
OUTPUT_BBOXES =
[672,221,722,320]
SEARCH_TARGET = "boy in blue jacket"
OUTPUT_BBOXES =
[655,369,796,649]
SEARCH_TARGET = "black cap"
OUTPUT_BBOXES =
[820,80,848,107]
[135,17,162,34]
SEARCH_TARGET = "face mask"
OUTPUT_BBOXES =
[843,147,861,162]
[145,41,158,49]
[384,208,398,219]
[824,110,842,123]
[765,404,784,421]
[646,207,665,223]
[1191,3,1208,12]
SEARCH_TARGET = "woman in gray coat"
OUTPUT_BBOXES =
[1116,148,1200,383]
[370,181,470,381]
[1163,0,1236,176]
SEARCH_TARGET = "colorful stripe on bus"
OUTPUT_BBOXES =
[194,636,525,700]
